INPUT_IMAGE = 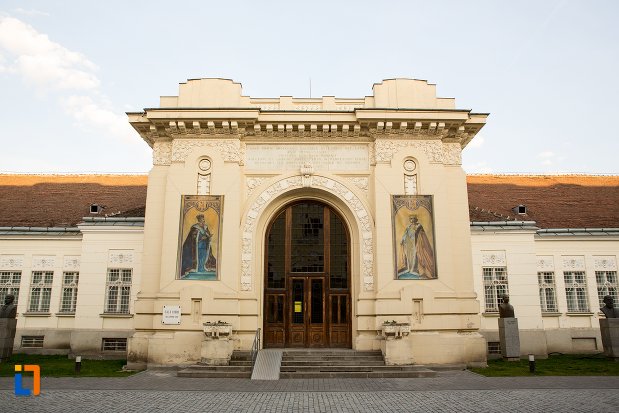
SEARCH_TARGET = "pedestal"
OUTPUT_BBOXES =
[498,317,520,361]
[599,318,619,360]
[200,338,233,365]
[0,319,17,361]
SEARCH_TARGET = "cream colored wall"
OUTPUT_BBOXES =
[0,236,82,332]
[128,77,489,366]
[471,230,619,356]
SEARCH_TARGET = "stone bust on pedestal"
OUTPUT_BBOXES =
[498,294,515,318]
[0,294,17,319]
[0,294,18,361]
[601,295,619,318]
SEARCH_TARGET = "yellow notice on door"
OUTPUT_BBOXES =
[294,301,302,313]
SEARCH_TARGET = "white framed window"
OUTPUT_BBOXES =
[0,271,21,305]
[596,270,618,309]
[28,271,53,313]
[483,267,509,312]
[59,272,79,313]
[538,271,558,312]
[105,268,132,314]
[564,271,589,313]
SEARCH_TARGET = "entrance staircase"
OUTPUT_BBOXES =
[279,349,436,378]
[177,351,253,378]
[177,349,436,379]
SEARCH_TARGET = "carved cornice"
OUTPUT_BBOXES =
[131,118,482,149]
[374,140,462,165]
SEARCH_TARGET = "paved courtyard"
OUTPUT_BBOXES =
[1,370,618,412]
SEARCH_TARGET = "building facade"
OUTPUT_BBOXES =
[0,79,617,367]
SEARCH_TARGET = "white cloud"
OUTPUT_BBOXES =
[0,16,99,91]
[0,16,136,147]
[14,8,50,17]
[61,95,135,143]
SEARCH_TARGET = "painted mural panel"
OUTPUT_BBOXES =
[392,195,437,280]
[178,195,223,280]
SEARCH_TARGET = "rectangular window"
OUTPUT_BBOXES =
[28,271,53,313]
[483,267,509,312]
[0,271,21,305]
[102,338,127,352]
[59,272,79,313]
[538,271,558,312]
[21,336,44,348]
[487,342,501,355]
[105,268,132,314]
[564,271,589,312]
[596,270,618,310]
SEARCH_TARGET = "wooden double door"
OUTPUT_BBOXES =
[264,201,351,348]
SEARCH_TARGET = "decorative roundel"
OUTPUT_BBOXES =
[403,159,417,172]
[198,158,212,171]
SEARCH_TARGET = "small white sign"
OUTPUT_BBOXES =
[162,305,181,325]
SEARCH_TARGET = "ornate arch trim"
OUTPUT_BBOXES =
[241,175,374,292]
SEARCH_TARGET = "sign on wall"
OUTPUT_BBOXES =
[162,305,181,324]
[392,195,437,280]
[177,195,223,280]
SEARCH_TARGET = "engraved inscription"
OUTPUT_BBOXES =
[246,144,369,171]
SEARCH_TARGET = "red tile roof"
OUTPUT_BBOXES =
[0,174,148,227]
[467,175,619,228]
[0,174,617,229]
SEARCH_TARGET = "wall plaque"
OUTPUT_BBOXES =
[162,305,181,325]
[245,144,369,171]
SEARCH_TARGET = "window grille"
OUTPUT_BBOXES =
[538,271,558,312]
[596,271,618,309]
[59,272,79,313]
[564,271,589,312]
[105,269,132,314]
[0,271,21,305]
[21,336,44,348]
[483,267,509,312]
[487,342,501,355]
[28,271,53,312]
[102,338,127,351]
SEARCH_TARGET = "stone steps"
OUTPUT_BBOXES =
[280,349,437,379]
[177,351,253,378]
[282,360,386,366]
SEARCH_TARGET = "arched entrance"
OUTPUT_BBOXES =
[263,200,351,348]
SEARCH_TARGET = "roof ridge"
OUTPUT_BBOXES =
[467,173,619,177]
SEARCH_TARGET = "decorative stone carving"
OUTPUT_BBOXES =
[172,139,241,163]
[63,256,80,270]
[203,321,232,339]
[108,250,134,267]
[536,256,554,271]
[346,177,369,194]
[153,141,173,165]
[300,163,314,187]
[32,256,55,270]
[242,175,374,291]
[594,257,617,271]
[381,321,411,340]
[197,173,211,195]
[404,174,417,195]
[562,256,586,271]
[0,256,23,270]
[482,251,506,266]
[374,140,462,165]
[246,177,268,197]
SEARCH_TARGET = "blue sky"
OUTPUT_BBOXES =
[0,1,617,174]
